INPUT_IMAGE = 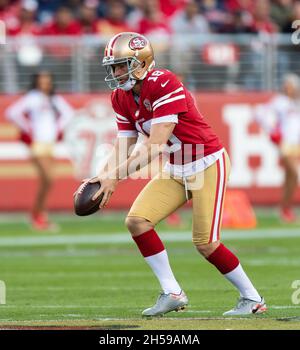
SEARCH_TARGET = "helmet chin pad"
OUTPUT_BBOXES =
[119,78,136,91]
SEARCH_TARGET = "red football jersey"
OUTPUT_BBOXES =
[111,69,223,166]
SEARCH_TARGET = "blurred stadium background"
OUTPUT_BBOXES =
[0,0,300,329]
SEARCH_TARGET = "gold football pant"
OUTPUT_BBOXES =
[128,150,231,245]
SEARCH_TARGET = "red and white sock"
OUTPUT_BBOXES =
[133,229,181,294]
[207,243,261,302]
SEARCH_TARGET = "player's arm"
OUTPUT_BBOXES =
[91,122,176,208]
[97,136,138,177]
[254,98,282,145]
[126,122,176,171]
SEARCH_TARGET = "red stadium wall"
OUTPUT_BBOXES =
[0,92,299,211]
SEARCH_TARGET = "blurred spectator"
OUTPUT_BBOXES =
[37,0,62,24]
[225,0,254,12]
[1,0,299,36]
[8,0,41,36]
[243,0,279,89]
[200,0,228,32]
[0,0,20,30]
[125,0,144,31]
[271,0,293,33]
[170,0,210,86]
[137,0,171,37]
[284,0,300,33]
[136,0,171,61]
[36,1,83,24]
[41,6,82,35]
[78,0,99,34]
[95,0,132,36]
[158,0,186,18]
[222,10,254,33]
[67,0,86,19]
[255,73,300,222]
[5,71,74,231]
[170,0,210,34]
[41,7,82,91]
[223,0,254,33]
[250,0,278,34]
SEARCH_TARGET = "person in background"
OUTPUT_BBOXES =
[270,0,293,33]
[41,5,82,36]
[137,0,171,37]
[0,0,21,29]
[7,0,41,36]
[170,0,210,85]
[255,73,300,223]
[170,0,210,34]
[96,0,132,36]
[78,0,99,34]
[5,71,74,231]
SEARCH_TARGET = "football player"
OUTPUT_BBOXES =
[91,32,267,316]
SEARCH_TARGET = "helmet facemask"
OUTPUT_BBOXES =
[103,56,143,91]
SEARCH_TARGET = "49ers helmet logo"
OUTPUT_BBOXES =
[129,36,147,50]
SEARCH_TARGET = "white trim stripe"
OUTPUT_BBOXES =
[107,33,122,56]
[116,113,129,121]
[116,119,131,124]
[211,154,226,242]
[217,153,227,240]
[117,130,138,138]
[152,87,184,108]
[151,115,178,125]
[153,95,185,112]
[116,115,131,124]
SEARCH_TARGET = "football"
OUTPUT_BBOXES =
[74,181,103,216]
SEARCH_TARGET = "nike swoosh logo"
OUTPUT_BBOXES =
[161,80,170,88]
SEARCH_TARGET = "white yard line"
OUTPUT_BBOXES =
[1,305,297,310]
[0,317,286,322]
[269,305,300,309]
[0,229,299,247]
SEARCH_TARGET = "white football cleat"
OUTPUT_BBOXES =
[223,297,267,316]
[142,291,188,317]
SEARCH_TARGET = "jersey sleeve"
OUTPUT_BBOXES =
[254,95,283,134]
[111,91,138,138]
[150,71,188,124]
[5,95,32,133]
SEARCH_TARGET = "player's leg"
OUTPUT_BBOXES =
[30,143,55,230]
[191,150,266,316]
[280,154,298,222]
[126,173,188,316]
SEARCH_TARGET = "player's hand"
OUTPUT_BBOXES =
[89,176,118,209]
[73,178,89,197]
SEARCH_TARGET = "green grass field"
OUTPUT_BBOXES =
[0,208,300,330]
